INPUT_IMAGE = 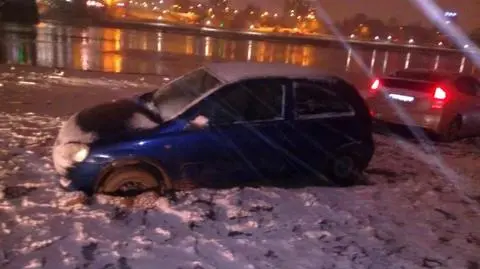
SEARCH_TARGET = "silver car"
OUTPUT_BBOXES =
[365,69,480,141]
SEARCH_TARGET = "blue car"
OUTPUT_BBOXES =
[52,62,374,195]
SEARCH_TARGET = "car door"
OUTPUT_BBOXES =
[208,78,294,182]
[202,78,294,183]
[172,78,291,186]
[285,80,358,177]
[454,76,480,136]
[166,118,236,187]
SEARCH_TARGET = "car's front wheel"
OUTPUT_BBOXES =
[99,166,162,196]
[328,153,364,187]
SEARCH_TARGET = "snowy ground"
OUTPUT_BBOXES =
[1,66,480,269]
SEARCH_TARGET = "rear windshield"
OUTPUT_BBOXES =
[382,78,434,92]
[393,71,451,82]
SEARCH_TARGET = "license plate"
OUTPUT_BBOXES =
[388,93,414,102]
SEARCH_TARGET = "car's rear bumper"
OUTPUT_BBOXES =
[369,107,443,133]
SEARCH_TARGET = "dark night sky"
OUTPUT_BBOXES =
[191,0,479,31]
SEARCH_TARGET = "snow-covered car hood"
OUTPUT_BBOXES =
[54,98,163,147]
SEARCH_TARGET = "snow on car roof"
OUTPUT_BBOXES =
[205,62,329,83]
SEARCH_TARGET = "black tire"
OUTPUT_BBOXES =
[98,166,162,196]
[329,153,363,187]
[438,117,461,142]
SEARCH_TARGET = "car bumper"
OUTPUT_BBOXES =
[370,108,442,133]
[60,162,106,194]
[57,177,79,192]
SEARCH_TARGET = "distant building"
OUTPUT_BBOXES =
[209,0,228,10]
[435,11,459,48]
[284,0,309,17]
[173,0,192,11]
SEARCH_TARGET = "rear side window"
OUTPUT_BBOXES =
[294,82,354,119]
[473,79,480,97]
[455,77,480,97]
[382,78,433,92]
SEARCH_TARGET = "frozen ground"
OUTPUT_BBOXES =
[1,66,480,269]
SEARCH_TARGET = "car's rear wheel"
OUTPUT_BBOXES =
[438,117,461,142]
[99,166,163,196]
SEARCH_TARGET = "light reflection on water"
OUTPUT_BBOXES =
[382,51,389,73]
[0,23,476,78]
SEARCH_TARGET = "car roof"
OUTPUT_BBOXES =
[391,68,464,81]
[204,62,330,83]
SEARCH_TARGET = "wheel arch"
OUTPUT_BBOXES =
[438,112,463,132]
[455,114,463,126]
[334,141,373,171]
[94,158,173,192]
[448,112,463,124]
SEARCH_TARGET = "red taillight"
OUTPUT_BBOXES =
[371,79,381,91]
[433,87,447,100]
[432,87,448,109]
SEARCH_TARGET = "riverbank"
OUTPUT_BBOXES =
[69,18,467,54]
[4,17,464,55]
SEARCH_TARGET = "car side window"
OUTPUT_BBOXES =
[294,81,354,119]
[471,78,480,97]
[207,79,285,125]
[455,77,479,96]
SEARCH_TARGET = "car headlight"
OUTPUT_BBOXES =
[63,143,90,163]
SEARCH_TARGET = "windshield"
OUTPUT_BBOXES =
[151,68,222,121]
